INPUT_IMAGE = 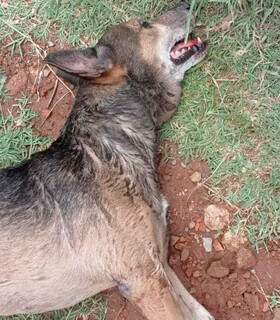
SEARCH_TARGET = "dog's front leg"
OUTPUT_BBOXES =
[119,270,192,320]
[165,264,215,320]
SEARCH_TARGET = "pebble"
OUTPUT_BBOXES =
[202,237,213,253]
[213,239,224,251]
[181,248,190,262]
[207,260,230,278]
[190,171,202,183]
[189,221,196,229]
[174,242,185,251]
[170,236,180,246]
[262,302,270,313]
[47,40,55,47]
[204,204,230,231]
[43,68,51,78]
[222,230,247,251]
[193,270,201,278]
[237,247,257,270]
[171,159,176,166]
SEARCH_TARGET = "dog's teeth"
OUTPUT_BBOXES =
[197,37,202,43]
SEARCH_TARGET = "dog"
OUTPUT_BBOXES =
[0,3,214,319]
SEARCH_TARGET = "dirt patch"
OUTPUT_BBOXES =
[1,45,279,320]
[0,41,74,139]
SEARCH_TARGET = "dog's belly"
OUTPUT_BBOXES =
[0,229,113,316]
[0,275,111,316]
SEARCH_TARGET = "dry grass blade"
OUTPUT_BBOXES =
[184,0,196,42]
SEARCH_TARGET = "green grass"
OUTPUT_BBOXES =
[269,289,280,309]
[0,0,177,50]
[0,296,107,320]
[0,95,49,168]
[0,0,279,318]
[161,0,280,250]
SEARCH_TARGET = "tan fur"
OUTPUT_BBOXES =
[0,4,213,320]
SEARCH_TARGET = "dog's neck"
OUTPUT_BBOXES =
[55,76,180,211]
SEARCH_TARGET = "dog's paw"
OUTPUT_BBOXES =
[192,307,215,320]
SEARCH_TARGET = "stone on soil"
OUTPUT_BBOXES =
[204,205,230,230]
[237,247,257,270]
[190,171,202,183]
[202,237,213,253]
[207,260,230,278]
[222,230,247,251]
[181,248,190,262]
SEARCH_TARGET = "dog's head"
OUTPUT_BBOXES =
[45,3,207,85]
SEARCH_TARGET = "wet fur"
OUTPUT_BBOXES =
[0,4,214,319]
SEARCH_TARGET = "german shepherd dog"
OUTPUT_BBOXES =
[0,3,214,320]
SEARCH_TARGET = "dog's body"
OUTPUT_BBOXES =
[0,4,214,319]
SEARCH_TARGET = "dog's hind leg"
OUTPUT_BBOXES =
[165,264,215,320]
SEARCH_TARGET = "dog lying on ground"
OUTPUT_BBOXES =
[0,3,214,319]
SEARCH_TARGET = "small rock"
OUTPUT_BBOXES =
[227,300,234,308]
[171,159,176,166]
[170,236,180,246]
[244,293,259,311]
[181,162,187,168]
[213,239,224,251]
[262,302,270,313]
[222,230,247,251]
[189,221,196,229]
[202,237,213,253]
[181,248,190,262]
[193,270,201,278]
[237,247,257,270]
[174,242,185,251]
[1,0,9,9]
[47,40,55,47]
[204,205,230,231]
[190,171,202,183]
[43,68,51,78]
[273,308,280,320]
[207,261,230,278]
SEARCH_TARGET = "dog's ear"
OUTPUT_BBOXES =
[44,46,113,78]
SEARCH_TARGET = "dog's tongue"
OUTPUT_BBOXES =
[170,38,202,60]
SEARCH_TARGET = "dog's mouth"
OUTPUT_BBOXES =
[170,36,207,64]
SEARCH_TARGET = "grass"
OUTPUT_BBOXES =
[161,0,280,250]
[0,0,279,318]
[0,95,49,168]
[0,0,177,50]
[0,296,107,320]
[269,289,280,309]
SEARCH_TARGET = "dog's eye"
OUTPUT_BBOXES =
[141,21,151,28]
